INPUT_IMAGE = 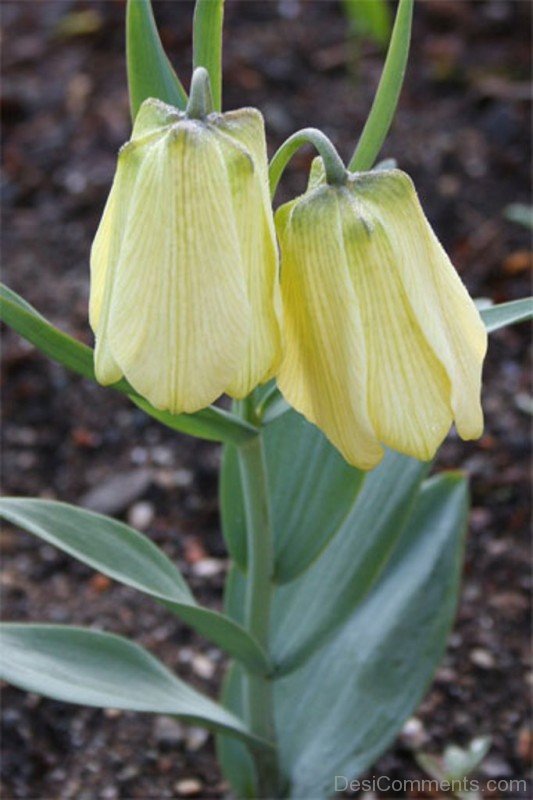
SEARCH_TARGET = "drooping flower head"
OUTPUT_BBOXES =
[276,159,487,469]
[90,75,281,414]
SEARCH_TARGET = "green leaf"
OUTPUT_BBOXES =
[342,0,392,47]
[271,450,428,675]
[193,0,224,112]
[216,664,258,799]
[1,284,102,385]
[480,297,533,333]
[349,0,414,171]
[274,474,468,798]
[0,284,257,446]
[0,624,268,748]
[220,410,365,583]
[126,0,187,120]
[0,498,269,676]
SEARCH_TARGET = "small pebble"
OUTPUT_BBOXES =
[103,708,122,719]
[185,726,209,752]
[192,558,225,578]
[127,500,155,530]
[470,648,496,669]
[401,717,428,749]
[174,778,203,797]
[154,717,184,745]
[192,654,216,680]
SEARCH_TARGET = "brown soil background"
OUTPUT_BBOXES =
[1,1,531,798]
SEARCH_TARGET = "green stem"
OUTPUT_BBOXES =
[237,399,280,796]
[193,0,224,112]
[269,128,347,200]
[348,0,414,171]
[186,67,214,119]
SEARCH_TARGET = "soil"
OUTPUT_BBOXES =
[1,1,531,799]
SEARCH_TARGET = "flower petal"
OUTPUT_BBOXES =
[277,188,383,470]
[90,147,145,385]
[340,191,454,461]
[214,110,282,395]
[106,124,250,414]
[353,170,487,441]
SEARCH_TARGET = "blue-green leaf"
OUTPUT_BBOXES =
[271,450,428,675]
[220,410,365,583]
[349,0,413,171]
[480,297,533,333]
[0,498,269,675]
[275,474,468,798]
[126,0,187,120]
[0,624,268,748]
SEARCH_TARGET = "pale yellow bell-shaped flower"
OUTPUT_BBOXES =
[90,95,281,414]
[276,161,487,469]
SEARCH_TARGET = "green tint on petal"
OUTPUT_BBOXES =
[340,193,454,461]
[276,187,383,470]
[352,170,487,441]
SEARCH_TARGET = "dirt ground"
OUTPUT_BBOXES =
[1,1,531,798]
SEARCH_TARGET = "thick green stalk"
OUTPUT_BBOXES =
[348,0,414,171]
[193,0,224,112]
[237,399,280,796]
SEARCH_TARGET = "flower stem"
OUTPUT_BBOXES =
[236,397,281,796]
[269,127,347,200]
[186,67,214,119]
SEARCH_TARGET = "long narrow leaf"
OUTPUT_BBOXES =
[0,624,270,749]
[193,0,224,111]
[0,498,269,675]
[349,0,413,171]
[271,450,428,674]
[126,0,187,120]
[0,284,257,445]
[275,474,468,797]
[480,297,533,333]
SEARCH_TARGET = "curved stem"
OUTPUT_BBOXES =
[193,0,224,112]
[269,127,347,200]
[348,0,414,172]
[186,67,214,119]
[236,398,281,796]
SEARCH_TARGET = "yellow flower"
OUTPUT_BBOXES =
[276,162,487,469]
[90,97,281,414]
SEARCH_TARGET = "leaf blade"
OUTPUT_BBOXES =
[0,498,269,675]
[0,623,267,747]
[126,0,187,119]
[220,410,365,583]
[349,0,414,171]
[275,474,468,797]
[480,297,533,333]
[271,450,428,674]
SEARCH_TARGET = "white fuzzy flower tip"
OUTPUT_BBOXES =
[276,163,487,469]
[90,98,281,415]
